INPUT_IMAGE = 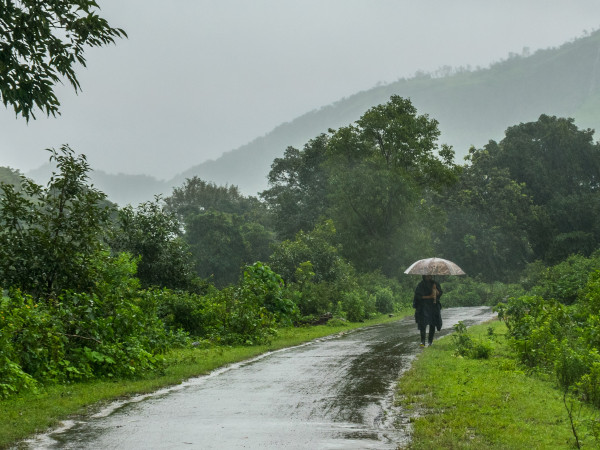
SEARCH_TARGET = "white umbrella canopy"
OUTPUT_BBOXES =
[404,257,466,276]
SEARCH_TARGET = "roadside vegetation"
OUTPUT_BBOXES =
[2,11,600,446]
[398,320,599,448]
[399,252,600,448]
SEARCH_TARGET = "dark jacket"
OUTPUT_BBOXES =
[413,279,443,331]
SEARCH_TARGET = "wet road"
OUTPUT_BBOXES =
[26,306,495,449]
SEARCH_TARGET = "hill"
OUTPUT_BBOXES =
[171,30,600,197]
[26,30,600,203]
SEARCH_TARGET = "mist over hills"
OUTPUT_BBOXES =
[26,30,600,205]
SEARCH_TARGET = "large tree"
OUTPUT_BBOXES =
[477,115,600,263]
[260,134,330,240]
[262,96,458,277]
[437,147,534,281]
[164,177,275,287]
[324,96,458,276]
[1,0,126,120]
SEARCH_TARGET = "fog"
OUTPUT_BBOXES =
[1,0,599,179]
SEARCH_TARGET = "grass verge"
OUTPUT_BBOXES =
[0,311,409,449]
[396,320,599,449]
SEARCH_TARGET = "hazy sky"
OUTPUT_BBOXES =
[2,1,600,180]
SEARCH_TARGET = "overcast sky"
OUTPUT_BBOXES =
[2,1,600,180]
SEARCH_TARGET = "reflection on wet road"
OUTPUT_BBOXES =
[26,306,495,449]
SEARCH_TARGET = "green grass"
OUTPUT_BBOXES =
[396,320,600,449]
[0,311,408,449]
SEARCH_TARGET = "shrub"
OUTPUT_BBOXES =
[451,321,492,359]
[374,287,395,314]
[342,290,366,322]
[442,277,524,307]
[526,252,600,305]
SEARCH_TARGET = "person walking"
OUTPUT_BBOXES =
[413,275,443,346]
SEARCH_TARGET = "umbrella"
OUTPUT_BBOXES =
[404,257,466,276]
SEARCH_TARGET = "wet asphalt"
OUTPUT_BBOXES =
[24,306,496,449]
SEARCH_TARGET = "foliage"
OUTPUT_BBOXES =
[438,150,534,281]
[341,290,366,322]
[324,96,458,276]
[268,220,348,284]
[525,252,600,305]
[110,197,201,291]
[0,0,127,120]
[0,254,184,398]
[497,254,600,411]
[241,262,298,326]
[0,146,112,299]
[268,221,363,319]
[0,167,24,188]
[374,287,395,314]
[449,116,600,279]
[355,270,412,312]
[152,263,292,345]
[165,177,275,287]
[165,176,265,221]
[184,211,247,287]
[451,321,492,359]
[441,277,524,307]
[262,96,458,278]
[260,135,330,240]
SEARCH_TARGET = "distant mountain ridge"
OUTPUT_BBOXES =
[27,30,600,204]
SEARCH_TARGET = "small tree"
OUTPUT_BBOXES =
[0,146,111,299]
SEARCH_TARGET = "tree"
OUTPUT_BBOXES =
[260,135,330,239]
[437,147,534,281]
[164,177,276,287]
[261,96,458,277]
[1,0,126,120]
[165,177,262,220]
[184,211,247,287]
[0,146,112,298]
[110,198,199,291]
[475,115,600,263]
[494,115,600,204]
[324,96,458,276]
[0,166,24,187]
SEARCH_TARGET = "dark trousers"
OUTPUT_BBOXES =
[420,325,435,344]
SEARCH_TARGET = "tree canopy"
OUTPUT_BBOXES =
[262,95,458,277]
[0,0,126,120]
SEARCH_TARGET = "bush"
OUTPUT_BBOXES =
[342,290,366,322]
[525,252,600,305]
[0,254,187,398]
[442,277,524,307]
[452,321,492,359]
[0,293,51,398]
